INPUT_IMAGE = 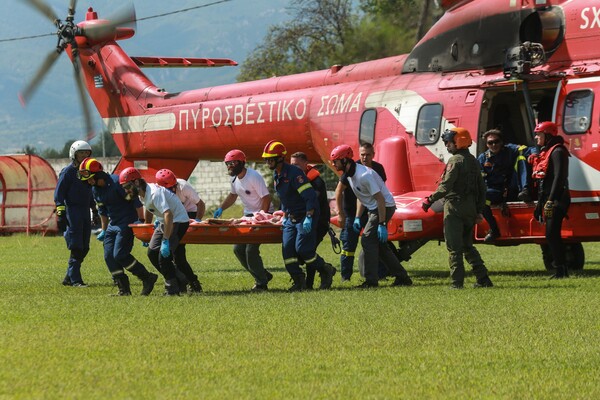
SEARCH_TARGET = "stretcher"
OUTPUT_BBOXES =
[129,221,283,244]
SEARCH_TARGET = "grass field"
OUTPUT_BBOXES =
[1,233,600,399]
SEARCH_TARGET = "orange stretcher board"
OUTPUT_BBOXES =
[129,222,283,244]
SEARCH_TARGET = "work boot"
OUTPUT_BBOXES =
[473,275,494,288]
[164,279,181,296]
[484,229,500,243]
[450,281,464,289]
[392,274,413,287]
[251,283,268,292]
[318,263,336,290]
[356,280,378,288]
[114,274,132,296]
[140,272,158,296]
[266,270,274,283]
[188,279,203,294]
[288,274,306,292]
[62,276,72,286]
[550,265,568,279]
[517,188,531,202]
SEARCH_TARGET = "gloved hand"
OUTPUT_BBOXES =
[141,242,149,247]
[353,217,362,233]
[213,207,223,218]
[302,215,312,233]
[56,206,67,233]
[194,219,202,223]
[160,239,170,258]
[422,197,433,212]
[153,220,160,229]
[377,224,388,243]
[96,229,106,241]
[92,210,100,226]
[543,200,555,219]
[133,220,144,224]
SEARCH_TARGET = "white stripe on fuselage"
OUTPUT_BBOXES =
[103,114,176,134]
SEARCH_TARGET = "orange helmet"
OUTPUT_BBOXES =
[78,157,103,180]
[119,167,142,184]
[224,149,246,163]
[330,145,353,161]
[534,121,558,136]
[155,169,177,188]
[262,140,287,158]
[442,127,472,149]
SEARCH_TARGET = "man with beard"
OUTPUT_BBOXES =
[119,167,201,295]
[262,140,336,291]
[78,158,158,296]
[213,149,274,291]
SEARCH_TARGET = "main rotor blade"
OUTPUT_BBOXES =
[19,49,61,106]
[69,0,78,13]
[83,3,136,41]
[72,55,95,140]
[23,0,59,24]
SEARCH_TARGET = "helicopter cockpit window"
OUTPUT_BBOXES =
[359,109,377,145]
[415,103,443,144]
[563,89,593,134]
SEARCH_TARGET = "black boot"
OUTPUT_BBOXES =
[114,274,132,296]
[188,279,203,294]
[140,272,158,296]
[317,263,336,290]
[550,265,568,279]
[164,278,181,296]
[473,275,494,288]
[392,274,413,287]
[288,273,306,292]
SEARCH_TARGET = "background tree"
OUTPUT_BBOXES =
[40,131,120,159]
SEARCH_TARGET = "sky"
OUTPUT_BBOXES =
[0,0,293,153]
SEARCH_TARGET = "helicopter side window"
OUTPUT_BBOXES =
[415,103,443,145]
[562,89,593,134]
[359,109,377,144]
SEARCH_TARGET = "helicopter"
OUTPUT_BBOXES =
[20,0,600,270]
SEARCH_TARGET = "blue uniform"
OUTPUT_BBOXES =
[274,163,326,278]
[478,143,530,203]
[54,163,95,285]
[93,174,145,277]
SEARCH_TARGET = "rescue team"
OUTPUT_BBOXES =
[55,122,569,295]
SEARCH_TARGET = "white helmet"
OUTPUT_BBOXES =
[69,140,92,161]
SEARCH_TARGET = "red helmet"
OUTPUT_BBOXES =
[534,121,558,136]
[330,145,353,161]
[78,157,103,180]
[442,127,472,149]
[119,167,142,184]
[155,169,177,188]
[224,149,246,163]
[262,140,287,158]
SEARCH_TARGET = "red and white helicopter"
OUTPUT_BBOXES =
[21,0,600,270]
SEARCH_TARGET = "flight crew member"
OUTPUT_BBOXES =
[262,140,336,291]
[478,129,532,242]
[214,149,274,291]
[330,144,412,288]
[422,128,493,289]
[119,167,202,295]
[155,168,206,292]
[79,158,158,296]
[290,151,332,290]
[335,142,387,282]
[54,140,98,287]
[530,121,571,279]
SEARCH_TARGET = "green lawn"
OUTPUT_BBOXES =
[1,234,599,399]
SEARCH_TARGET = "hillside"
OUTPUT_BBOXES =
[0,0,291,154]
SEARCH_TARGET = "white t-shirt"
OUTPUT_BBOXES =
[347,163,395,211]
[231,168,272,215]
[143,183,189,223]
[175,178,201,213]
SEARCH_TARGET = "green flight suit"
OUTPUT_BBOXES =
[429,149,489,285]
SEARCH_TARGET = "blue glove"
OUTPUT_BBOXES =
[353,217,362,233]
[96,229,106,241]
[213,207,223,218]
[194,219,202,223]
[141,242,149,247]
[160,239,170,258]
[302,215,313,233]
[377,224,388,244]
[153,220,160,229]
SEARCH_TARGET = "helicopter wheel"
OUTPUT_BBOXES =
[540,242,585,271]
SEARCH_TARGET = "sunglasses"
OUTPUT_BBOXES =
[122,181,135,191]
[487,140,501,145]
[225,161,238,167]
